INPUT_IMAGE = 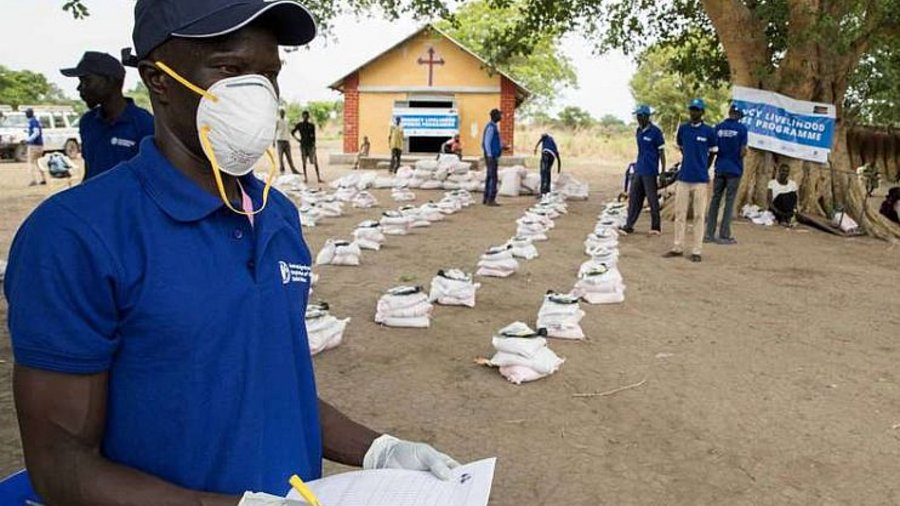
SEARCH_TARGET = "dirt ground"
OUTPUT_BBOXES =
[1,143,899,505]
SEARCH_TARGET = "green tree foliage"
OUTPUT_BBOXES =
[283,100,343,127]
[435,0,577,111]
[126,82,152,111]
[0,66,74,108]
[845,43,900,126]
[557,106,594,129]
[630,45,730,134]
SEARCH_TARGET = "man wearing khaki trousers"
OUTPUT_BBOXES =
[664,99,718,263]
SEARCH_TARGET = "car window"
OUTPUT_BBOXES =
[52,113,68,129]
[67,113,80,128]
[0,114,29,128]
[38,115,52,129]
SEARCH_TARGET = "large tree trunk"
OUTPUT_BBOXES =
[701,0,900,240]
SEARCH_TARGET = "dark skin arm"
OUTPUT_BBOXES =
[291,123,301,144]
[557,153,562,173]
[15,366,238,506]
[319,401,380,466]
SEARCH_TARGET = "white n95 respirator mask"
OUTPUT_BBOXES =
[155,61,278,215]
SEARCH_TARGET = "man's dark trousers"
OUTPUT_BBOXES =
[706,173,741,239]
[484,157,499,203]
[540,152,554,195]
[390,148,402,173]
[625,175,661,231]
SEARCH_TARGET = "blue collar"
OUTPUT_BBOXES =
[93,98,140,125]
[131,137,267,223]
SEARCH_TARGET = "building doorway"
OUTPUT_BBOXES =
[394,96,459,154]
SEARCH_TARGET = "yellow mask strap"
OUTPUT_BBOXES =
[155,61,219,103]
[200,125,276,216]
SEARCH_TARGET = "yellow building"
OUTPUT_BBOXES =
[330,24,530,158]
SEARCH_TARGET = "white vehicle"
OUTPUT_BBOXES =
[0,105,81,162]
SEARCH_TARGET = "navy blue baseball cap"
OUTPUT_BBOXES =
[61,52,126,80]
[688,98,706,110]
[634,105,652,116]
[729,103,745,116]
[130,0,317,61]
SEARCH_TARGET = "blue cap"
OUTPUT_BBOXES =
[634,105,652,116]
[131,0,317,61]
[729,103,744,116]
[688,98,705,110]
[61,52,126,80]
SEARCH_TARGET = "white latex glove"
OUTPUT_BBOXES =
[238,492,305,505]
[363,434,461,480]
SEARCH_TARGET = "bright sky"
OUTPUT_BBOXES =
[0,0,637,120]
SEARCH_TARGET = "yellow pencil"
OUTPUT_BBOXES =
[289,474,324,506]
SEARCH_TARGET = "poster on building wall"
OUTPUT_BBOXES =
[393,108,460,137]
[732,85,836,163]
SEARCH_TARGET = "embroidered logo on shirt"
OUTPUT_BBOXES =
[279,261,311,285]
[110,137,137,148]
[718,130,739,138]
[697,136,708,142]
[642,136,653,142]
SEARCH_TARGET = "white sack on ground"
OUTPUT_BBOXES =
[429,269,481,308]
[476,245,520,278]
[585,230,619,252]
[316,239,362,267]
[529,204,560,220]
[420,180,444,190]
[380,211,412,236]
[521,173,542,195]
[274,174,306,192]
[437,197,462,215]
[334,185,358,203]
[351,191,378,209]
[524,210,556,229]
[584,245,620,268]
[306,302,350,356]
[446,189,475,207]
[298,206,321,228]
[415,160,439,171]
[554,173,590,200]
[489,322,564,385]
[498,166,527,197]
[392,186,417,202]
[399,205,431,228]
[507,236,539,260]
[353,221,386,251]
[396,166,414,179]
[375,286,433,328]
[418,203,445,222]
[573,264,626,305]
[536,292,586,340]
[372,176,397,189]
[314,197,344,218]
[516,218,549,241]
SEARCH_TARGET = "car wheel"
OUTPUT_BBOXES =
[64,139,80,159]
[14,143,27,163]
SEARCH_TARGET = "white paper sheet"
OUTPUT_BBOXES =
[286,458,496,506]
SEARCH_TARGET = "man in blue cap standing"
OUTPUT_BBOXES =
[6,1,459,504]
[61,51,155,181]
[705,103,749,244]
[621,105,666,235]
[664,98,718,262]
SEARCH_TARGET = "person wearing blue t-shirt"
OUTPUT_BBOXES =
[24,108,47,186]
[5,2,459,504]
[705,104,749,244]
[621,105,666,235]
[61,51,155,181]
[534,133,562,196]
[482,108,504,206]
[664,98,718,262]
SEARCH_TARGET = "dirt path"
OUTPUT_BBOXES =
[1,151,899,505]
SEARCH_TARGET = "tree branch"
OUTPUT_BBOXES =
[701,0,769,87]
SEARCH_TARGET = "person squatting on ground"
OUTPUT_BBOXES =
[768,163,799,226]
[705,104,749,245]
[482,108,504,206]
[292,110,322,183]
[5,1,459,504]
[880,187,900,224]
[621,105,666,235]
[534,133,562,197]
[440,134,462,159]
[664,98,718,263]
[275,108,300,175]
[24,108,47,186]
[389,117,404,174]
[61,51,155,181]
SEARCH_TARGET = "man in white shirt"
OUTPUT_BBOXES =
[767,163,799,225]
[275,108,300,174]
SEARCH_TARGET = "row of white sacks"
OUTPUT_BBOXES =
[571,202,627,304]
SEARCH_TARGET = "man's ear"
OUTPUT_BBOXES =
[138,61,169,106]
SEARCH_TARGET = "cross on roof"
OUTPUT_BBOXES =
[417,47,445,87]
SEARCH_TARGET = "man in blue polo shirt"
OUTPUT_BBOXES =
[61,51,155,181]
[24,108,47,187]
[705,104,749,244]
[533,132,561,196]
[664,98,718,262]
[6,1,458,504]
[621,105,666,235]
[482,108,503,206]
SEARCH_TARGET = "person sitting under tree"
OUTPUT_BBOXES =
[291,110,322,183]
[768,163,800,226]
[534,133,562,197]
[879,187,900,224]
